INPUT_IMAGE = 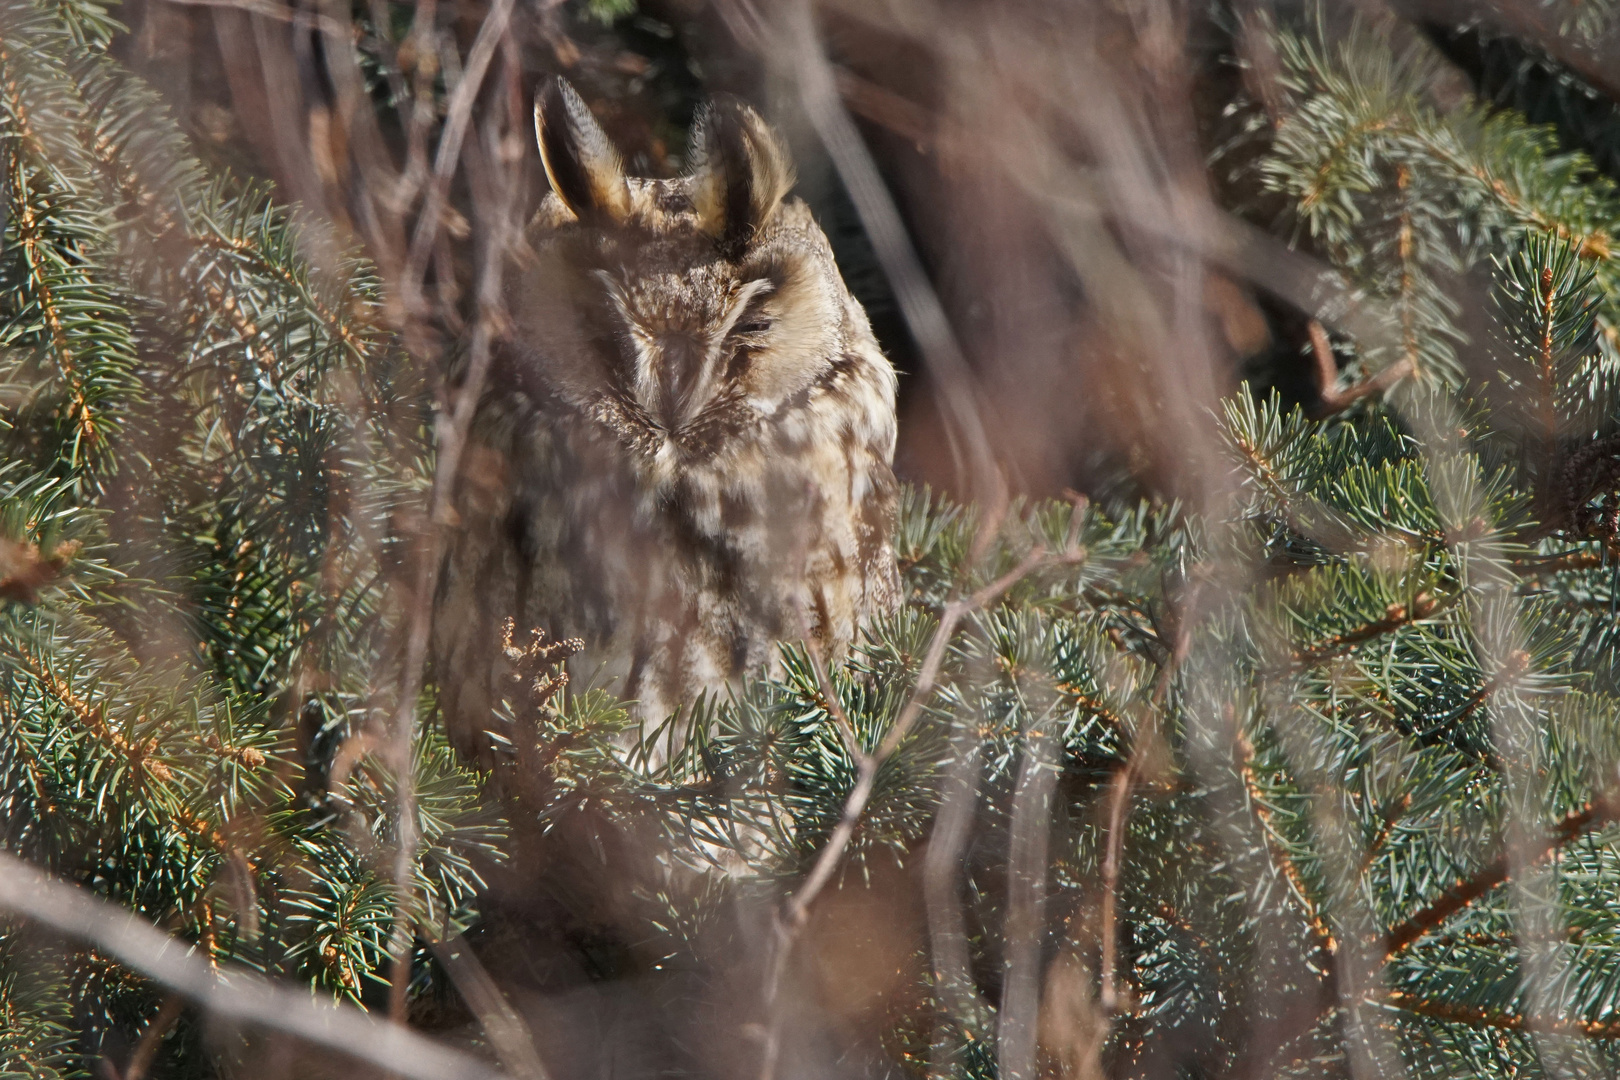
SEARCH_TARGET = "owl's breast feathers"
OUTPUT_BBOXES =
[547,311,900,714]
[437,297,899,755]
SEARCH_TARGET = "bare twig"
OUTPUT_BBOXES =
[122,994,184,1080]
[423,929,551,1080]
[0,853,500,1080]
[384,10,521,1021]
[1309,320,1413,416]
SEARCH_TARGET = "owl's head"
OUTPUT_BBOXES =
[509,79,876,475]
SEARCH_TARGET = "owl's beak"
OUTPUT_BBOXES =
[654,331,711,432]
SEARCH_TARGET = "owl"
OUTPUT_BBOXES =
[435,79,900,763]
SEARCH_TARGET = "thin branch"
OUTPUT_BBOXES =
[1097,755,1140,1014]
[998,717,1061,1080]
[399,0,516,316]
[1236,734,1339,958]
[148,0,350,34]
[122,994,184,1080]
[922,721,996,1042]
[1101,581,1195,1013]
[1290,591,1442,668]
[1383,794,1620,957]
[1384,989,1620,1039]
[1309,320,1413,416]
[0,853,499,1080]
[385,20,520,1019]
[803,641,866,766]
[1510,550,1607,573]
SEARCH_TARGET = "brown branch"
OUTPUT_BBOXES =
[1000,719,1062,1080]
[11,646,174,784]
[0,132,96,443]
[1385,989,1620,1039]
[833,69,943,155]
[122,994,184,1080]
[1291,591,1440,667]
[1383,795,1620,958]
[1510,550,1606,573]
[1309,320,1413,416]
[1236,734,1338,958]
[922,725,995,1041]
[9,645,263,860]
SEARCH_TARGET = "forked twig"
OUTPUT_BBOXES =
[1309,320,1412,416]
[399,0,517,314]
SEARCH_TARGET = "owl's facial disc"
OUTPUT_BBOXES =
[601,271,773,436]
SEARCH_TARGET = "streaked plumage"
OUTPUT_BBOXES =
[436,79,899,761]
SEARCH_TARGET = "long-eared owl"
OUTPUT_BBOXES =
[435,79,900,761]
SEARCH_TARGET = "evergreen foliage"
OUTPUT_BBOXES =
[4,2,1620,1079]
[0,0,498,1071]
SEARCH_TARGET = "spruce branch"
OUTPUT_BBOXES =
[1384,793,1620,957]
[1384,988,1620,1039]
[1290,590,1442,667]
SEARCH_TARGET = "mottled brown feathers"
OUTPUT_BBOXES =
[436,79,899,764]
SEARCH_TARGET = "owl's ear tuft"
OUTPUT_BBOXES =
[536,78,632,224]
[689,96,794,259]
